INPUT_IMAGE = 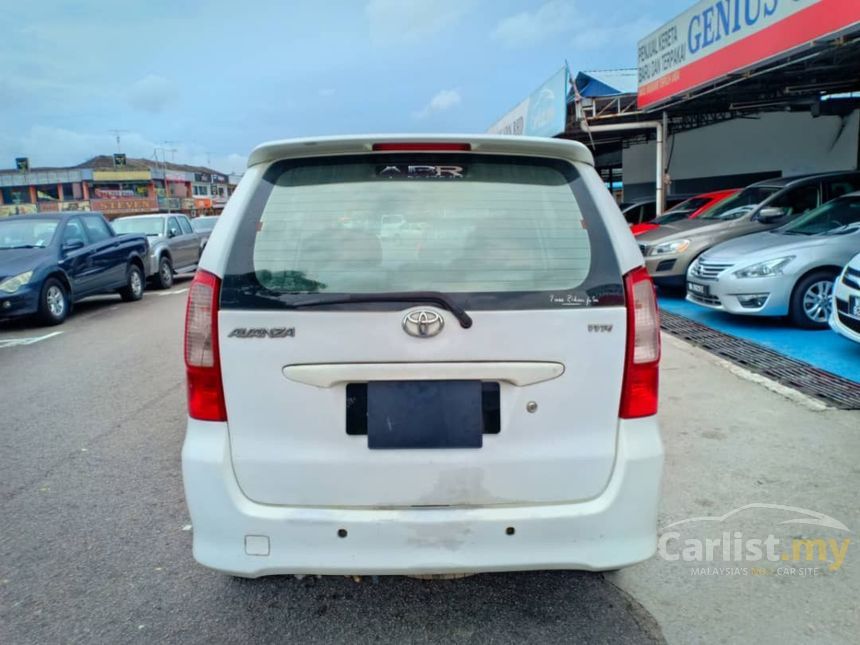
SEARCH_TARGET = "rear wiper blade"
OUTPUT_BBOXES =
[289,291,473,328]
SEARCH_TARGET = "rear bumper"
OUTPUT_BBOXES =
[181,417,664,577]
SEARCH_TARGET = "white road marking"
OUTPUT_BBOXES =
[0,331,63,350]
[156,288,189,297]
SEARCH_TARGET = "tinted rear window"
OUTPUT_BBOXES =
[222,154,622,310]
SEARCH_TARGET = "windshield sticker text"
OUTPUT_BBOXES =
[376,165,464,179]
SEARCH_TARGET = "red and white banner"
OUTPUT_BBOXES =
[638,0,860,109]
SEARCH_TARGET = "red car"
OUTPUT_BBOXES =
[630,189,740,236]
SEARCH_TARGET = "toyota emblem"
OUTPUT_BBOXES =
[402,309,444,338]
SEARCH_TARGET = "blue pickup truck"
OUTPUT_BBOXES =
[0,211,149,325]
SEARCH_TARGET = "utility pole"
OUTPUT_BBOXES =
[108,129,129,152]
[154,146,177,214]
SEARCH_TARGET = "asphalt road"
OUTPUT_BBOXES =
[0,280,664,645]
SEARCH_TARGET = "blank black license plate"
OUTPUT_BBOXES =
[367,380,483,449]
[688,282,710,296]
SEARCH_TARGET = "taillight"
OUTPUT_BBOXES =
[371,142,471,151]
[619,266,661,419]
[184,270,227,421]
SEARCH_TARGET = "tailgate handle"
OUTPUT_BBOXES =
[282,362,564,388]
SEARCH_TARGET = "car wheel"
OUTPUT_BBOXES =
[36,278,68,326]
[155,256,174,289]
[789,271,836,329]
[120,264,145,302]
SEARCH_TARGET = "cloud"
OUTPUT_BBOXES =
[572,17,661,50]
[492,0,576,48]
[126,75,179,113]
[413,89,461,119]
[365,0,472,44]
[491,0,657,50]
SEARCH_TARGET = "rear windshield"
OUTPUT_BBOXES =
[112,216,163,236]
[192,217,218,232]
[221,154,623,310]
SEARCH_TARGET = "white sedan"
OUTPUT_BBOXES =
[830,251,860,343]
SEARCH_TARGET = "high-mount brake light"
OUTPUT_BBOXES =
[619,266,661,419]
[184,270,227,421]
[372,142,472,151]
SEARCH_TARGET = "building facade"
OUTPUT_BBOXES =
[0,156,233,219]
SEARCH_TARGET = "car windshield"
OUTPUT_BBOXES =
[192,218,218,232]
[777,196,860,235]
[112,216,163,236]
[666,196,709,214]
[0,219,60,249]
[651,210,694,225]
[699,186,778,220]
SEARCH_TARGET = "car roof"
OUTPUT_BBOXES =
[247,134,595,168]
[0,211,102,222]
[749,171,860,189]
[116,213,166,219]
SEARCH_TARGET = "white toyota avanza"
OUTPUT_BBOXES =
[181,135,663,577]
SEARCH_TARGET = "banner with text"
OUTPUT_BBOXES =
[488,66,569,138]
[637,0,860,109]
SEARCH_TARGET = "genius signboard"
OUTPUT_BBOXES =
[638,0,860,109]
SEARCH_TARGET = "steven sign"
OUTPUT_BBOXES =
[637,0,860,109]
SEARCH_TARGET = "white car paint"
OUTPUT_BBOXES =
[830,253,860,343]
[182,134,662,576]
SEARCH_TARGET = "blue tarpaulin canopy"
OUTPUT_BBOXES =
[571,69,638,100]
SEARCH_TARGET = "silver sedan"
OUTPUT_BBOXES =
[686,193,860,328]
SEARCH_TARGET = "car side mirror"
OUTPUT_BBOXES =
[168,228,179,238]
[757,206,788,222]
[62,239,85,253]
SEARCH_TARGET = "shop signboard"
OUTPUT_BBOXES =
[60,201,91,212]
[638,0,860,109]
[0,203,38,217]
[92,170,151,181]
[94,188,137,199]
[488,66,570,137]
[158,197,182,211]
[90,197,158,215]
[194,172,228,184]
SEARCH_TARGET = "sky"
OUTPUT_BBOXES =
[1,0,692,174]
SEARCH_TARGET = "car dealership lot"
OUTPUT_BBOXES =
[1,283,858,644]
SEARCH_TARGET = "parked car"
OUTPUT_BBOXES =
[630,189,740,236]
[686,193,860,328]
[181,135,663,578]
[113,213,201,289]
[620,195,688,225]
[191,215,219,249]
[637,171,860,288]
[0,212,148,325]
[831,251,860,343]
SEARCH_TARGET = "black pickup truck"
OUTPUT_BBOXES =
[0,211,149,325]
